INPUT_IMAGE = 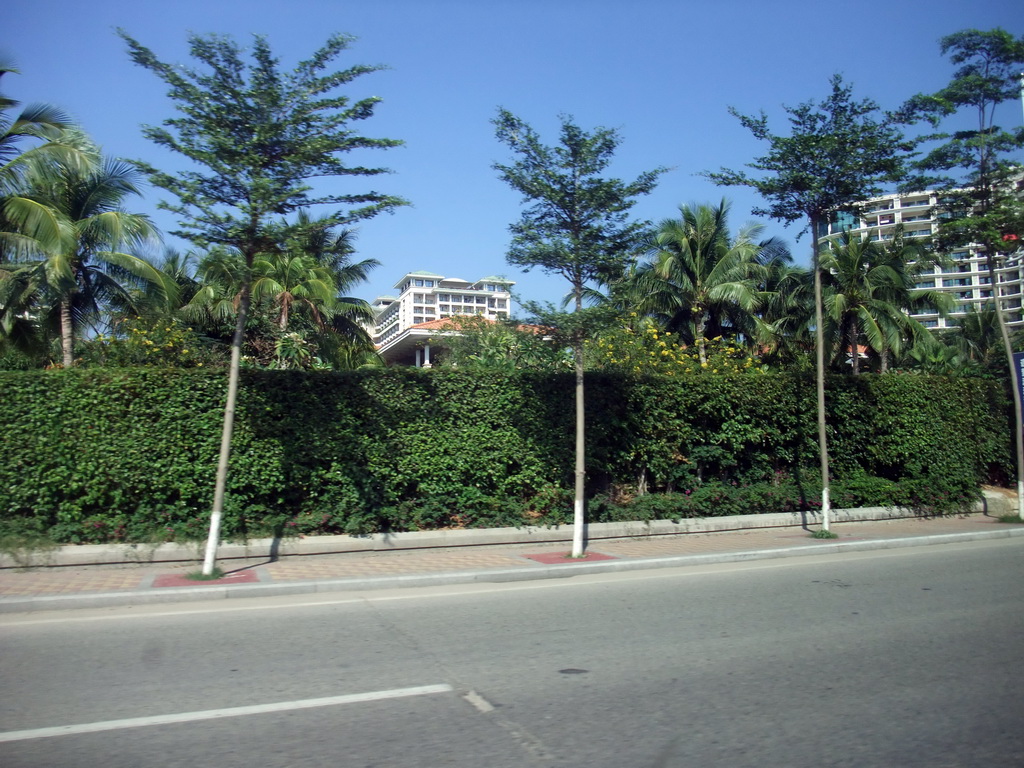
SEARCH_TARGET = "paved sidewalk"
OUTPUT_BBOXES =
[2,513,1021,613]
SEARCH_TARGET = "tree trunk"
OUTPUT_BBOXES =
[571,286,586,557]
[202,280,250,575]
[848,319,860,375]
[990,255,1024,518]
[60,298,74,368]
[696,312,708,367]
[811,215,832,531]
[880,348,889,374]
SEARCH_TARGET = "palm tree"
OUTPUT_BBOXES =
[950,305,1003,370]
[820,229,949,374]
[1,63,94,261]
[6,153,162,366]
[285,208,361,271]
[279,211,380,366]
[634,200,769,365]
[754,260,815,367]
[186,215,380,369]
[251,253,339,331]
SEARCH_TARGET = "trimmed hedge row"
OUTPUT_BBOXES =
[0,369,1012,543]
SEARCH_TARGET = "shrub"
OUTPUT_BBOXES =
[0,368,1010,542]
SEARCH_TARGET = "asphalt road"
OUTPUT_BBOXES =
[2,538,1023,767]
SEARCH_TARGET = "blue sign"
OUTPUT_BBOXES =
[1014,353,1024,424]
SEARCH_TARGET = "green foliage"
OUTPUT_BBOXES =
[186,567,224,581]
[119,31,408,254]
[811,529,839,539]
[586,320,761,375]
[493,110,665,299]
[78,316,225,368]
[0,368,1009,543]
[819,228,950,373]
[3,146,163,368]
[899,28,1024,258]
[632,200,778,361]
[435,315,570,371]
[707,75,911,242]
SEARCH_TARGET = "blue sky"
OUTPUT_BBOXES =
[5,0,1023,311]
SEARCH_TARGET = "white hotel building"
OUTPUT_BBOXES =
[368,271,515,366]
[818,189,1024,329]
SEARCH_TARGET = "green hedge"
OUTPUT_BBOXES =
[0,369,1012,543]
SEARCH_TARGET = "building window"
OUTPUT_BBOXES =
[414,279,424,287]
[440,304,449,312]
[496,299,507,309]
[425,280,434,287]
[487,284,496,291]
[476,296,486,304]
[438,293,449,302]
[414,316,424,324]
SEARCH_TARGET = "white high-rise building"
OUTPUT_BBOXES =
[368,271,515,365]
[818,189,1024,329]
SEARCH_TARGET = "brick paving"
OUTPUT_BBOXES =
[0,513,1011,601]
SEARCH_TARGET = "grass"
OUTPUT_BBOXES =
[185,567,225,580]
[0,531,59,569]
[810,529,839,539]
[996,514,1024,524]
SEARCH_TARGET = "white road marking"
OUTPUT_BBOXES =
[0,684,453,743]
[462,690,495,713]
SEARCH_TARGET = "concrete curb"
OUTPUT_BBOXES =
[3,526,1022,614]
[3,494,1012,569]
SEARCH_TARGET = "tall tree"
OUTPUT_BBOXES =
[706,74,911,531]
[819,229,949,374]
[493,109,664,556]
[899,28,1024,516]
[0,59,90,237]
[1,60,95,359]
[281,209,380,367]
[121,30,407,574]
[635,200,772,365]
[6,151,161,367]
